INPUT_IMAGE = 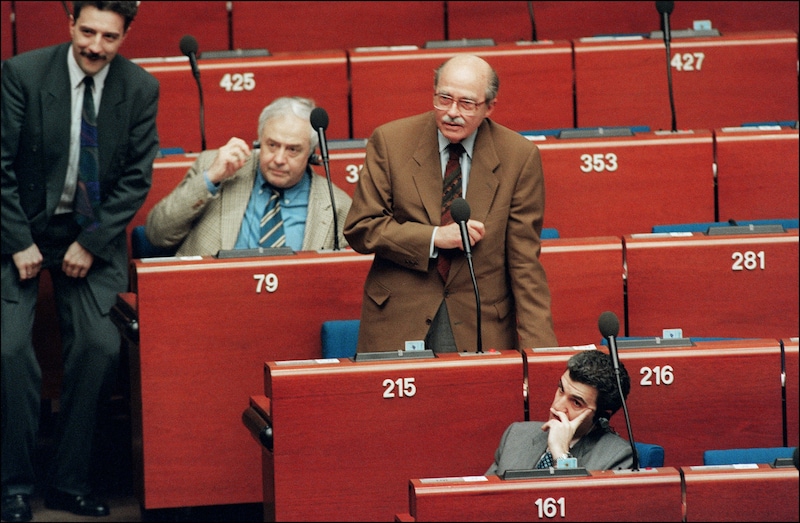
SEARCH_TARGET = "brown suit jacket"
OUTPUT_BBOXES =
[344,112,557,352]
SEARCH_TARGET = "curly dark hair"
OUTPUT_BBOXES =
[567,349,630,419]
[73,1,139,31]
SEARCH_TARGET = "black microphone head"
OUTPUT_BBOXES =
[598,311,620,338]
[179,34,198,56]
[656,1,674,14]
[450,197,470,223]
[310,107,329,130]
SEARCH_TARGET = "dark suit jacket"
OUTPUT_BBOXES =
[1,42,159,311]
[485,421,634,475]
[344,112,557,352]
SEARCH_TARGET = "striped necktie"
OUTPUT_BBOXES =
[75,76,101,232]
[437,142,464,281]
[259,187,286,248]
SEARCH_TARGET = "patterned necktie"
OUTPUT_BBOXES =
[75,76,101,232]
[536,450,554,469]
[437,142,464,281]
[259,187,286,248]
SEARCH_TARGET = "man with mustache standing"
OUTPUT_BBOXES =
[344,54,557,354]
[1,2,159,520]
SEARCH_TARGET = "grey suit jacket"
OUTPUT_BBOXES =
[145,151,352,256]
[485,421,634,476]
[1,42,159,311]
[344,111,557,352]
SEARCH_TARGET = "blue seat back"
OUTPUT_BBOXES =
[652,218,798,234]
[635,442,665,468]
[131,225,178,259]
[703,446,796,466]
[320,319,360,359]
[541,228,560,239]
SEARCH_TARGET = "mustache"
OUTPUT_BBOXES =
[81,50,106,61]
[442,114,465,126]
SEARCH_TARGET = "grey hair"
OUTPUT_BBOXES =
[256,96,319,151]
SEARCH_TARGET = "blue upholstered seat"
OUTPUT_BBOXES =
[131,225,178,259]
[320,319,360,359]
[634,442,665,468]
[703,446,796,466]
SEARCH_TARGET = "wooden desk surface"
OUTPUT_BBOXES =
[408,467,684,522]
[573,31,798,130]
[540,236,625,346]
[534,130,715,237]
[262,351,526,521]
[128,250,372,509]
[625,231,799,338]
[714,127,799,221]
[682,464,799,522]
[783,338,799,448]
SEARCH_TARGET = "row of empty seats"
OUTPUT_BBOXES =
[5,1,798,60]
[127,30,798,150]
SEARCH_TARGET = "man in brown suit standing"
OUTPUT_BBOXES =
[344,54,557,354]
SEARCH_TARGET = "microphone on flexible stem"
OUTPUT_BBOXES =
[451,198,482,353]
[598,311,639,470]
[655,1,677,132]
[179,35,206,151]
[310,107,339,251]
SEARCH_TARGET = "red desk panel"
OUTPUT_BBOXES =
[348,42,574,139]
[714,127,799,221]
[784,338,799,448]
[137,50,349,152]
[525,340,787,467]
[533,130,715,237]
[625,231,799,338]
[231,1,444,54]
[683,464,799,522]
[540,237,625,347]
[258,351,525,521]
[325,140,368,198]
[407,468,683,522]
[127,250,372,509]
[573,31,798,131]
[328,131,717,239]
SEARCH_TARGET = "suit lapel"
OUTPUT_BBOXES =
[411,116,446,224]
[96,58,125,180]
[464,119,499,225]
[304,171,332,250]
[42,45,72,214]
[450,120,500,280]
[220,157,258,249]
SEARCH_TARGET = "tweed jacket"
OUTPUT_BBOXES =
[145,151,352,256]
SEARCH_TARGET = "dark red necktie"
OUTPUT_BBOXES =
[437,142,464,281]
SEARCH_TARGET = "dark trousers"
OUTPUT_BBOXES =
[1,214,120,496]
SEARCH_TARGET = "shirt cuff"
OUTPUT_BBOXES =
[203,170,220,195]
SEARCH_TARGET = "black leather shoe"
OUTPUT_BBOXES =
[44,488,109,517]
[1,494,32,522]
